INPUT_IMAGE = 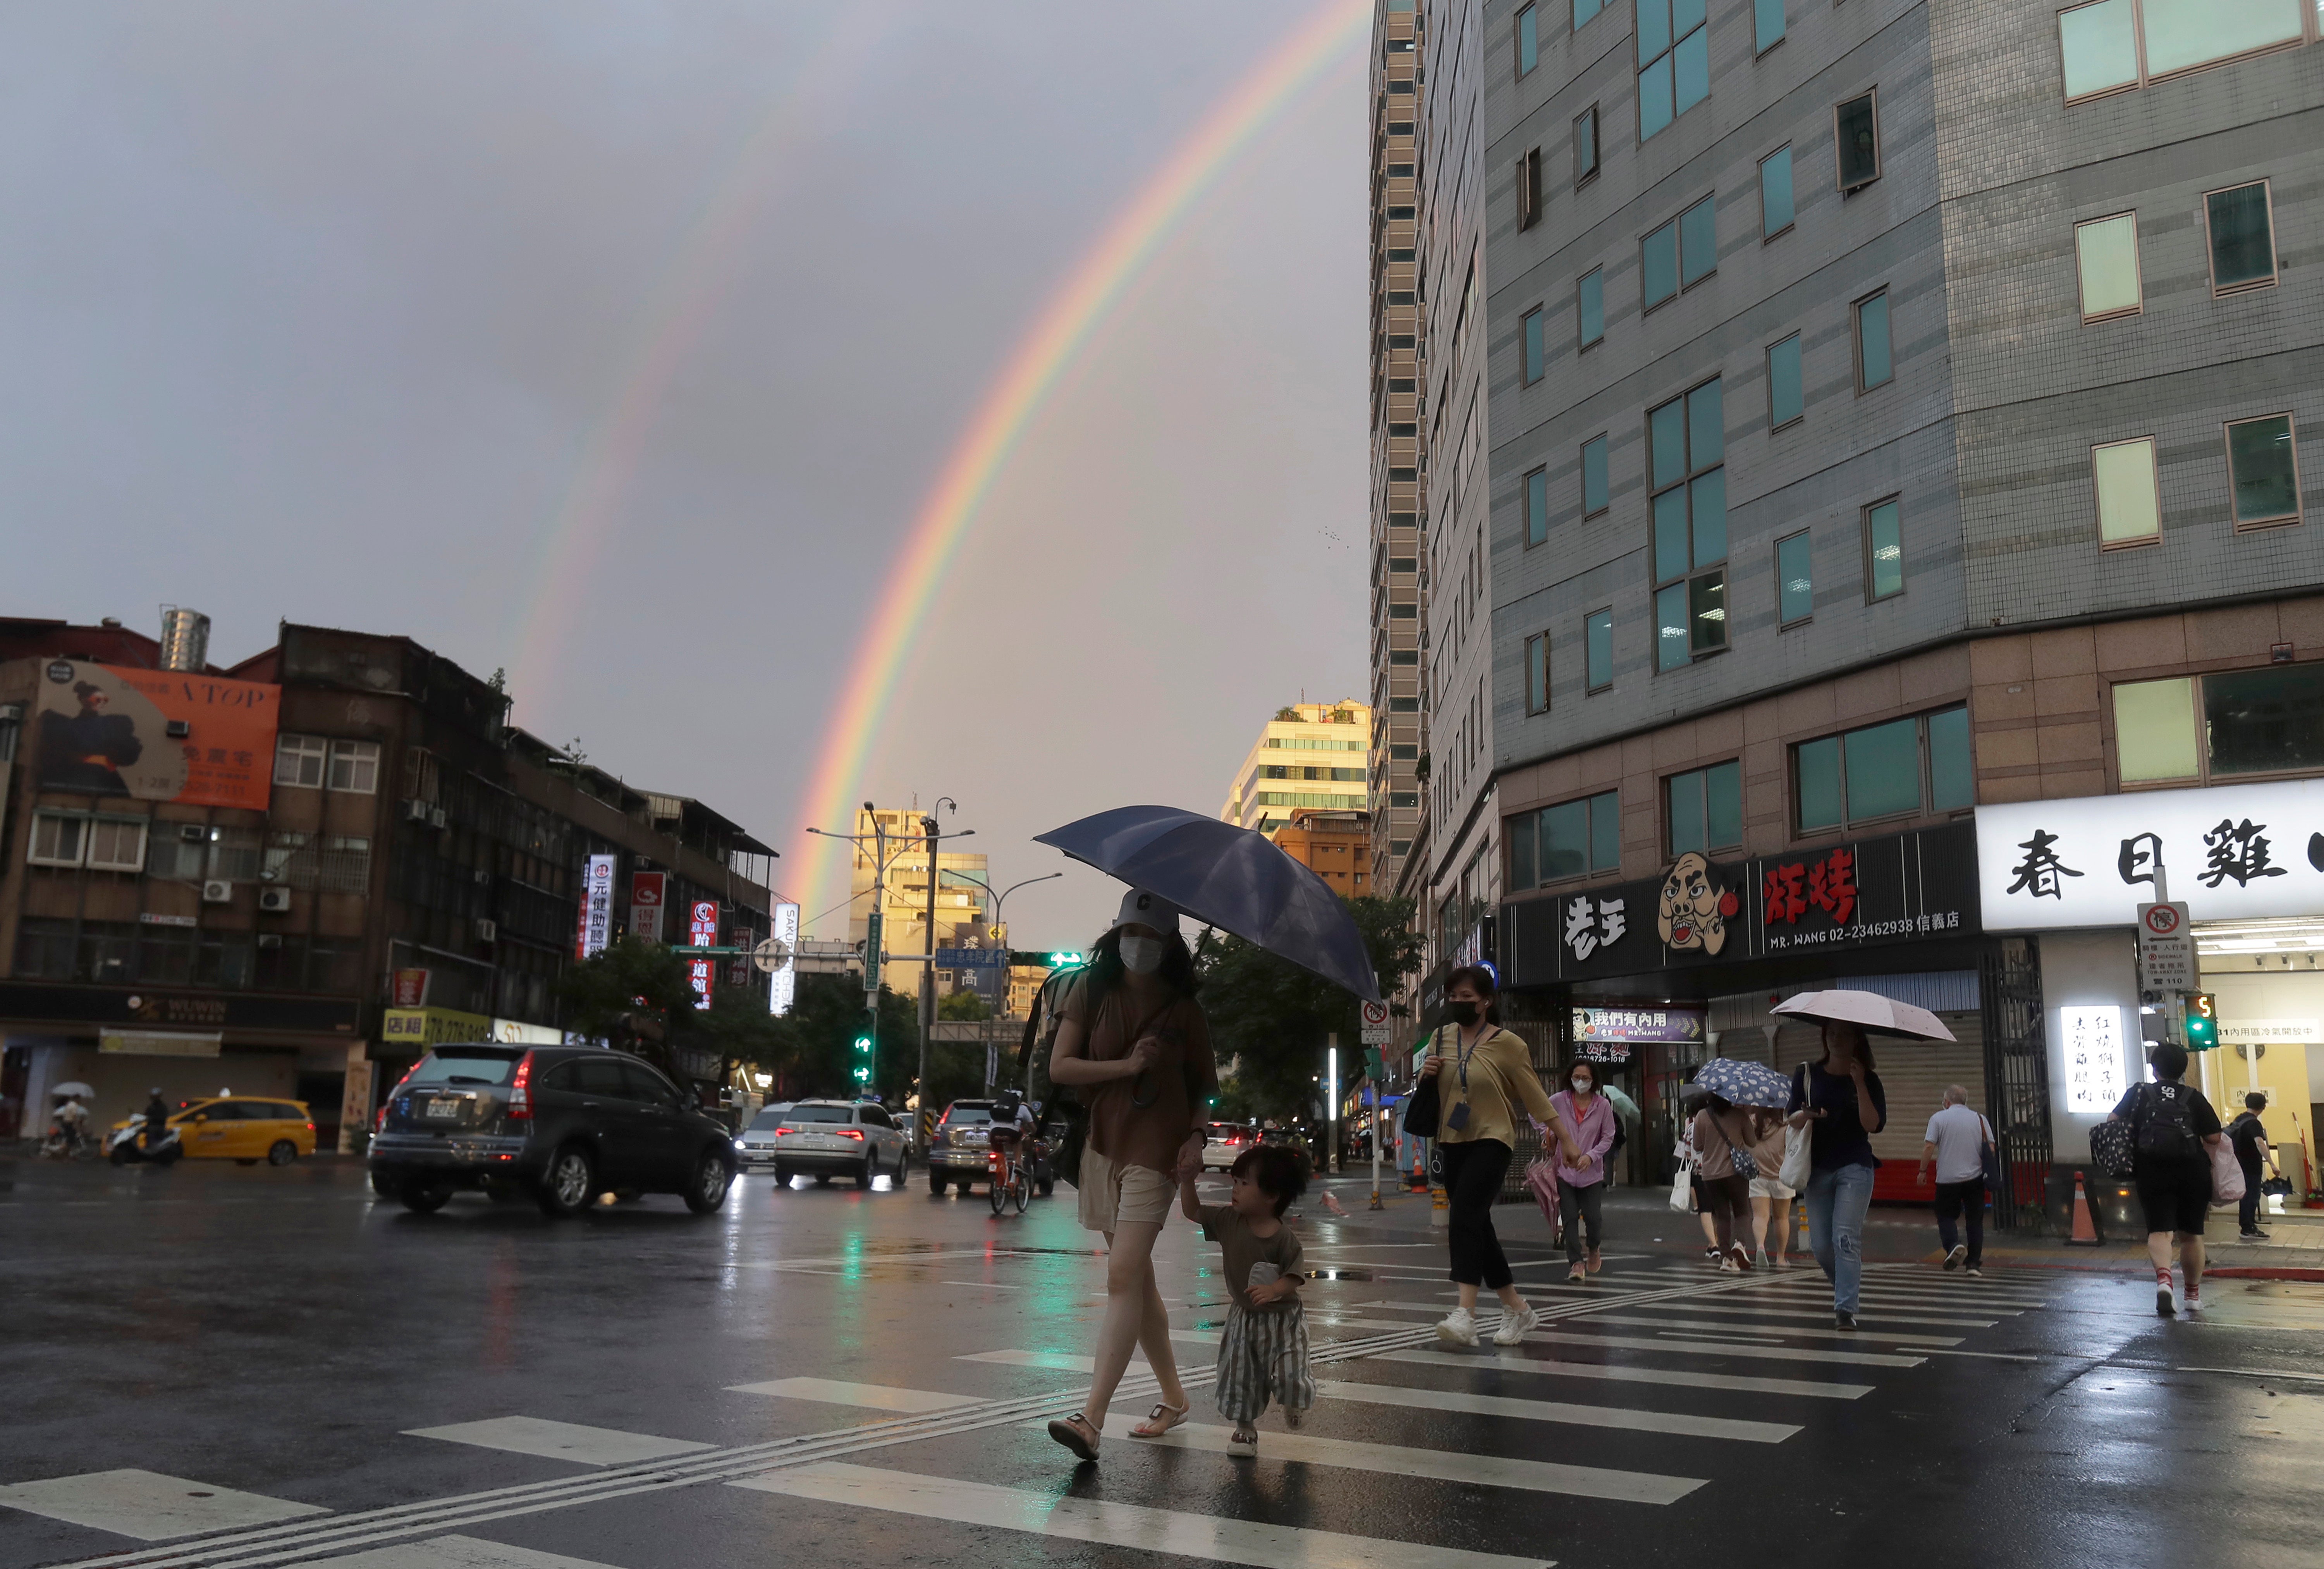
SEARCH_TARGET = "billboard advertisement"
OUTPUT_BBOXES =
[630,871,667,943]
[689,900,718,1010]
[576,855,617,959]
[768,901,800,1017]
[35,659,279,811]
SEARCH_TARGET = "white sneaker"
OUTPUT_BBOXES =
[1491,1304,1539,1345]
[1435,1307,1480,1347]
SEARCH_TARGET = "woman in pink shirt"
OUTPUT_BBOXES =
[1548,1060,1620,1282]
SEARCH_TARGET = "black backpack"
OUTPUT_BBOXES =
[2135,1082,2201,1161]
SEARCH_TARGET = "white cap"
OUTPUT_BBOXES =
[1112,888,1183,934]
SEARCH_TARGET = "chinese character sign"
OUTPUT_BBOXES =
[2060,1005,2128,1115]
[688,957,713,1012]
[689,900,719,946]
[1978,781,2324,929]
[1564,895,1628,962]
[576,855,616,959]
[629,871,667,943]
[768,901,801,1017]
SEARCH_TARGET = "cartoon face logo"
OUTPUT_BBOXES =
[1658,852,1740,955]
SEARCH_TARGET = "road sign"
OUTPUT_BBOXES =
[863,910,883,996]
[752,936,792,974]
[934,947,1007,967]
[2135,901,2195,993]
[1360,1000,1391,1045]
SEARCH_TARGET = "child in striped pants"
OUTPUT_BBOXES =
[1176,1143,1314,1454]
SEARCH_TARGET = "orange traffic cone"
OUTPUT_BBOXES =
[2067,1172,2101,1246]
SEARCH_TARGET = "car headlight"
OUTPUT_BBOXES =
[732,1137,748,1150]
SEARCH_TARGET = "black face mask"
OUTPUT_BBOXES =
[1447,1000,1480,1027]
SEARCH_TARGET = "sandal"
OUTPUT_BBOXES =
[1045,1412,1100,1462]
[1130,1400,1190,1438]
[1226,1426,1258,1456]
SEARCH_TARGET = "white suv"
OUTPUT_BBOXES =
[765,1100,908,1189]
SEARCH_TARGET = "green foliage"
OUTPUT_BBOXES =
[937,989,992,1021]
[556,937,691,1039]
[1198,896,1424,1124]
[770,972,919,1103]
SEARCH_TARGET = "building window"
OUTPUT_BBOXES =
[1518,147,1543,231]
[327,739,380,794]
[1576,267,1605,349]
[1642,194,1715,310]
[2205,181,2277,296]
[86,818,148,873]
[1573,105,1600,186]
[1793,705,1972,832]
[2092,437,2162,547]
[2074,212,2142,321]
[1517,2,1538,76]
[1834,91,1881,191]
[1854,289,1893,391]
[1574,0,1605,29]
[1525,633,1552,715]
[1754,0,1784,53]
[2225,413,2301,530]
[1759,145,1794,238]
[1585,608,1614,691]
[2059,0,2304,102]
[1767,333,1803,429]
[1666,760,1741,857]
[1581,434,1609,516]
[1525,465,1551,546]
[1863,497,1904,601]
[28,812,87,868]
[1521,306,1545,384]
[1650,379,1727,671]
[1511,788,1621,887]
[1776,530,1813,626]
[274,733,328,788]
[2114,663,2324,784]
[1637,0,1709,142]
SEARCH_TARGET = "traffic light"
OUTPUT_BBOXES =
[1047,951,1088,969]
[2183,992,2219,1050]
[852,1011,876,1085]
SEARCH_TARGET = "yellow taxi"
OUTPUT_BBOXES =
[111,1096,317,1165]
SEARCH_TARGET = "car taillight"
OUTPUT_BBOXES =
[837,1129,864,1141]
[775,1128,792,1136]
[507,1052,535,1121]
[376,1104,390,1132]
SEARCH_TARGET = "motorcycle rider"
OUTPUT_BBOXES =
[142,1087,173,1150]
[48,1093,91,1154]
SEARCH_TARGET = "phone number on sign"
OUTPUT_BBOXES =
[1767,911,1961,949]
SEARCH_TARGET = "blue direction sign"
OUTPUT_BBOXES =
[934,947,1008,967]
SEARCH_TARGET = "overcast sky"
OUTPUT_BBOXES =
[1,1,1369,948]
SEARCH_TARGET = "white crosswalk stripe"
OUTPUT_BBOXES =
[1313,1380,1801,1443]
[400,1418,713,1466]
[1519,1330,1924,1369]
[1553,1313,1962,1346]
[727,1378,984,1413]
[732,1461,1556,1569]
[1382,1348,1875,1400]
[0,1472,326,1542]
[282,1537,620,1569]
[1088,1415,1706,1504]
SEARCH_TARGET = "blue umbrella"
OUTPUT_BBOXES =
[1033,805,1381,1002]
[1693,1057,1793,1110]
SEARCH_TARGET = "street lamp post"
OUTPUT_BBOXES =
[963,871,1063,1090]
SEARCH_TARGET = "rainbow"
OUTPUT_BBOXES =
[791,0,1368,924]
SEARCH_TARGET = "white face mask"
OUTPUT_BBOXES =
[1571,1078,1592,1094]
[1119,934,1164,975]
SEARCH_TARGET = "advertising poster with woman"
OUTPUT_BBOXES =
[34,659,278,810]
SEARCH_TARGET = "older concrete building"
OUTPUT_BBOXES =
[1485,1,2324,1210]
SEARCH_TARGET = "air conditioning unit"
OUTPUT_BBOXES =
[255,933,282,950]
[258,888,292,913]
[473,868,492,886]
[201,880,233,905]
[474,919,497,943]
[405,800,431,824]
[429,807,447,829]
[165,719,191,739]
[179,824,206,843]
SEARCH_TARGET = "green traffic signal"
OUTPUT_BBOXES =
[2183,992,2219,1049]
[1047,951,1087,969]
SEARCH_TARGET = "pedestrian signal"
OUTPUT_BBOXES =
[2183,992,2218,1050]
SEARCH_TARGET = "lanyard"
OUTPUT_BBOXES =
[1449,1023,1486,1089]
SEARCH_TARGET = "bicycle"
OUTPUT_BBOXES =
[987,1133,1030,1216]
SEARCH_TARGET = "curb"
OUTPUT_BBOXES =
[2204,1266,2324,1282]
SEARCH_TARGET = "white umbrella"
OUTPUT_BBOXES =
[49,1082,96,1098]
[1772,989,1956,1043]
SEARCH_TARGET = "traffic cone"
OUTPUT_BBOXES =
[2067,1172,2101,1246]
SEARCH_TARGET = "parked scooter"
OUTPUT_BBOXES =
[107,1117,183,1166]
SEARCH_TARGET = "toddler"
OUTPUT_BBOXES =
[1177,1143,1315,1454]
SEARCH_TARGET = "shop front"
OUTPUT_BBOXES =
[1977,779,2324,1212]
[1502,821,2046,1212]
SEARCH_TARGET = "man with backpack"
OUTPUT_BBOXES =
[2107,1043,2225,1317]
[2224,1092,2279,1240]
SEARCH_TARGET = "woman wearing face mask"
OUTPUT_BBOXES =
[1785,1022,1887,1328]
[1548,1060,1618,1283]
[1420,967,1580,1346]
[1043,889,1217,1464]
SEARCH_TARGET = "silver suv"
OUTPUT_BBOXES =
[764,1099,908,1189]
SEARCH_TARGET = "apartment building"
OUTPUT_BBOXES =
[1220,701,1372,840]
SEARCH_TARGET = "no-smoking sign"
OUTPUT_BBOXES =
[2136,901,2195,992]
[1360,1000,1391,1044]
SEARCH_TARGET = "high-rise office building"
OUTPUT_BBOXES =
[847,806,988,994]
[1486,1,2324,1208]
[1221,701,1372,840]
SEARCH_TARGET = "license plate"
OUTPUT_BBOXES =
[425,1097,462,1120]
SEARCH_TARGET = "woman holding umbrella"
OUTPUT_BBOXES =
[1043,889,1217,1463]
[1778,993,1915,1330]
[1422,966,1581,1346]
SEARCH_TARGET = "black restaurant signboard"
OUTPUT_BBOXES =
[1502,821,1980,988]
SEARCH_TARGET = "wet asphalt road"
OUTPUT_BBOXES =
[4,1155,2322,1569]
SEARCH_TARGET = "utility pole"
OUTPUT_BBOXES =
[914,798,963,1159]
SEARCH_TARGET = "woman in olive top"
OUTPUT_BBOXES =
[1421,965,1580,1347]
[1043,889,1218,1464]
[1784,1021,1887,1329]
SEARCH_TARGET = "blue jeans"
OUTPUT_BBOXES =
[1804,1164,1876,1314]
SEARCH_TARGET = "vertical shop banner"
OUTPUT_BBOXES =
[35,659,279,810]
[629,871,667,943]
[2060,1005,2130,1113]
[390,969,430,1008]
[688,900,719,1010]
[768,901,800,1017]
[576,855,617,958]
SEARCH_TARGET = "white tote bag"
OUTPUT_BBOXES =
[1779,1123,1812,1193]
[1667,1132,1695,1212]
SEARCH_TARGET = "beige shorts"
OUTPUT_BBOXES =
[1748,1176,1796,1201]
[1077,1144,1177,1232]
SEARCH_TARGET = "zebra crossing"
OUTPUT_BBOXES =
[0,1259,2077,1569]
